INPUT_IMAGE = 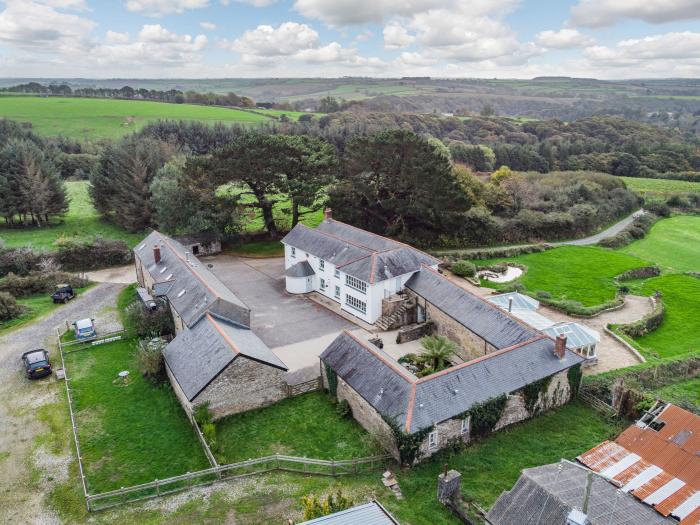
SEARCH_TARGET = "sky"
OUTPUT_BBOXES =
[0,0,699,79]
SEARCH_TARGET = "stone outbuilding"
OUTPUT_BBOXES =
[134,231,288,420]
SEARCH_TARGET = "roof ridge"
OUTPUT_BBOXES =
[341,330,417,383]
[294,222,377,253]
[206,313,241,356]
[414,335,548,384]
[404,383,417,433]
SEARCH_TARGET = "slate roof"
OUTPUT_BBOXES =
[281,219,440,283]
[487,460,677,525]
[285,260,315,278]
[298,501,400,525]
[321,331,583,433]
[405,267,539,350]
[135,231,249,328]
[163,313,287,401]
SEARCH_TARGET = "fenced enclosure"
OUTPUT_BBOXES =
[56,329,392,512]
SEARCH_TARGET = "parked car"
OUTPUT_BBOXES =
[21,349,52,379]
[51,284,75,304]
[73,318,96,339]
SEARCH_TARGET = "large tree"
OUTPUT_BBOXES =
[329,129,471,242]
[90,136,174,232]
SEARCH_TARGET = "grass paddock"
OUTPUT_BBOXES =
[621,215,700,272]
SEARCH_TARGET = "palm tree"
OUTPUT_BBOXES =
[418,335,457,372]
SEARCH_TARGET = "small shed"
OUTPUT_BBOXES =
[174,232,221,257]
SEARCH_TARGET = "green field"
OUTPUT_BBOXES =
[215,392,380,464]
[64,339,209,493]
[621,215,700,272]
[651,377,700,408]
[0,181,142,250]
[0,95,274,139]
[620,176,700,197]
[480,245,648,306]
[627,274,700,359]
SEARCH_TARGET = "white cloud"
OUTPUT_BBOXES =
[106,30,130,44]
[570,0,700,27]
[293,0,518,26]
[535,28,594,49]
[584,32,700,63]
[233,0,278,5]
[354,30,372,42]
[124,0,209,17]
[200,21,217,30]
[383,22,414,49]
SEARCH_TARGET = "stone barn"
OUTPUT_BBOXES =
[134,231,288,420]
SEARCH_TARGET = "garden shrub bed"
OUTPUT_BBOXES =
[617,293,664,338]
[435,243,551,262]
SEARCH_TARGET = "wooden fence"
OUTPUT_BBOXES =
[578,389,617,417]
[87,453,392,511]
[286,377,322,397]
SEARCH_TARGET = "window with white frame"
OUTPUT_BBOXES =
[319,259,325,271]
[428,430,439,449]
[345,275,367,294]
[320,278,327,290]
[345,294,366,314]
[460,416,471,435]
[334,269,340,278]
[291,246,296,258]
[335,285,340,299]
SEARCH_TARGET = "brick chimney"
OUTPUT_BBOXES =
[153,244,161,264]
[554,334,567,359]
[324,208,333,221]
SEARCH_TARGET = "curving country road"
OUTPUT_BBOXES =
[554,209,645,246]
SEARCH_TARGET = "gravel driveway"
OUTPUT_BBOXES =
[0,283,124,525]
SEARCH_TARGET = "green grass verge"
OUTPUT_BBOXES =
[63,339,209,493]
[620,176,700,198]
[624,274,700,359]
[650,377,700,407]
[0,95,273,140]
[0,181,144,250]
[214,392,381,463]
[479,245,649,307]
[620,215,700,272]
[0,285,92,336]
[226,240,285,258]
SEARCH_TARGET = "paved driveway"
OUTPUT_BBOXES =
[207,255,354,349]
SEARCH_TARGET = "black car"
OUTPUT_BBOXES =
[51,284,75,304]
[21,349,52,379]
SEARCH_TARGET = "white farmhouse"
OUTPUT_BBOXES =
[281,209,440,324]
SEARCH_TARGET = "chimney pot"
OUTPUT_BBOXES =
[508,296,513,312]
[555,334,567,359]
[153,244,161,264]
[324,208,332,220]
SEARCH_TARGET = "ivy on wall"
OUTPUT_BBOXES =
[324,363,338,397]
[383,416,433,466]
[522,375,553,415]
[568,364,583,396]
[465,395,507,439]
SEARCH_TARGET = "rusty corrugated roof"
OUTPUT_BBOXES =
[577,403,700,524]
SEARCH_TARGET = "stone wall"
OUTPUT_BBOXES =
[418,416,469,460]
[166,362,194,419]
[195,357,288,420]
[397,322,433,344]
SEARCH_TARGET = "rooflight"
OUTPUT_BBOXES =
[177,289,186,298]
[138,244,145,250]
[159,266,167,274]
[166,274,173,280]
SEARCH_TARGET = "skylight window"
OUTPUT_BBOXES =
[138,244,145,250]
[159,266,167,274]
[177,289,186,298]
[166,273,173,280]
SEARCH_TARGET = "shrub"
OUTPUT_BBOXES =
[467,395,507,439]
[201,422,218,452]
[194,401,214,426]
[645,202,671,217]
[536,290,551,299]
[0,271,88,298]
[451,260,477,277]
[619,293,665,338]
[0,247,44,277]
[124,302,175,338]
[55,236,133,271]
[136,337,166,383]
[0,292,24,321]
[301,491,354,521]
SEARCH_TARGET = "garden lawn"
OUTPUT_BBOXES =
[64,339,209,493]
[226,240,285,258]
[480,245,649,307]
[651,377,700,408]
[0,285,91,335]
[214,392,381,463]
[620,215,700,272]
[0,181,143,250]
[0,95,272,140]
[627,274,700,359]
